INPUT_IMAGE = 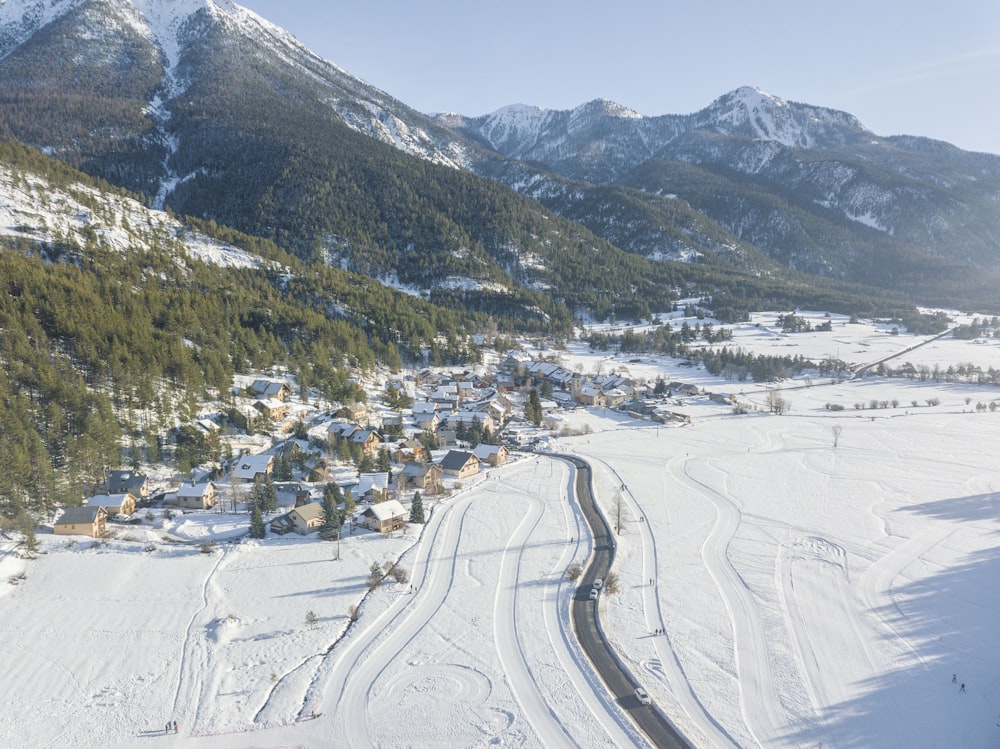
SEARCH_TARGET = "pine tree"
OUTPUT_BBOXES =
[527,388,543,426]
[274,453,292,481]
[262,476,278,512]
[319,487,342,541]
[366,561,384,590]
[249,503,266,539]
[409,491,424,524]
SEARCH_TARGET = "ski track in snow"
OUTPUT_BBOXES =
[678,457,787,747]
[172,546,227,727]
[285,459,641,749]
[491,485,576,747]
[777,535,876,746]
[330,492,477,748]
[590,454,739,749]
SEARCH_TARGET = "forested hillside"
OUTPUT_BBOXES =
[0,140,513,517]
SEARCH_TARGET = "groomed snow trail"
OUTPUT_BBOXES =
[591,453,739,749]
[327,491,478,748]
[677,457,787,747]
[491,485,577,747]
[317,460,634,748]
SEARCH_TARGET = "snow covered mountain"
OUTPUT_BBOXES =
[439,87,1000,305]
[3,1,1000,310]
[0,0,465,196]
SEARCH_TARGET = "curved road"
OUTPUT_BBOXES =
[556,453,693,749]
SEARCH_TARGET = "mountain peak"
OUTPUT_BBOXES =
[699,85,868,148]
[572,98,643,120]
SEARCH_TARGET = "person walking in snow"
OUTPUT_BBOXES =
[960,683,965,693]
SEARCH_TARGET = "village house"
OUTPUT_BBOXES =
[253,398,289,421]
[86,493,135,516]
[358,499,407,533]
[381,412,403,431]
[107,470,149,499]
[411,400,439,415]
[446,410,495,433]
[396,461,444,494]
[602,387,628,408]
[289,501,325,534]
[413,410,441,434]
[271,501,325,535]
[171,481,218,510]
[349,429,382,457]
[231,453,275,483]
[391,439,426,465]
[251,379,292,401]
[576,383,607,407]
[667,382,699,397]
[356,472,390,503]
[54,506,107,537]
[472,443,508,467]
[335,401,367,422]
[439,450,480,479]
[326,420,359,444]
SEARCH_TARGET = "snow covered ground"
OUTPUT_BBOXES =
[2,314,999,748]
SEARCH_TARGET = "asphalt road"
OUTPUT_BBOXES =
[557,453,693,749]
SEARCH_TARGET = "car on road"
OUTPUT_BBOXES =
[634,686,651,706]
[588,588,599,600]
[592,578,603,590]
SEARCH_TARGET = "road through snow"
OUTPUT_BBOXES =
[322,459,639,748]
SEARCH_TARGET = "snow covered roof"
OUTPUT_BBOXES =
[86,493,131,508]
[231,453,274,480]
[472,444,504,460]
[360,499,406,522]
[357,472,390,494]
[176,482,215,498]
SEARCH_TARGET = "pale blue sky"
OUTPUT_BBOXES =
[242,1,1000,154]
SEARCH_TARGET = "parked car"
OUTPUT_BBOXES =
[592,578,603,590]
[634,686,651,706]
[588,588,599,600]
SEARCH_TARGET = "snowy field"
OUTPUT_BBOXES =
[1,313,999,748]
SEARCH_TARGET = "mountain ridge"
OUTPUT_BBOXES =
[1,0,999,311]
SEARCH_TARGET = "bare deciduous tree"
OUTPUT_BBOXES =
[603,572,620,595]
[767,388,789,415]
[831,425,843,448]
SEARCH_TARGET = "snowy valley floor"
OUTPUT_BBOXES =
[2,317,1000,748]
